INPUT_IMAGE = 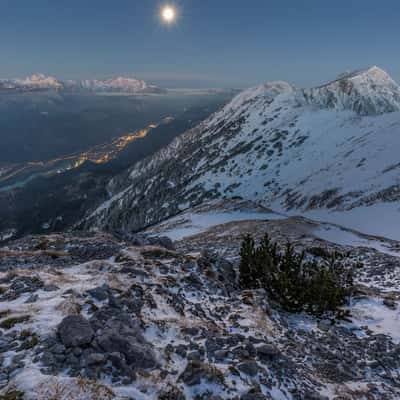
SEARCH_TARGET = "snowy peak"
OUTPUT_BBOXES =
[303,66,400,115]
[228,81,294,110]
[76,76,162,93]
[334,66,396,86]
[209,80,295,127]
[15,73,64,89]
[0,73,64,91]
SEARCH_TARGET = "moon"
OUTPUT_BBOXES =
[161,5,176,24]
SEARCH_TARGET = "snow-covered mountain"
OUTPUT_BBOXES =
[302,66,400,115]
[68,77,163,94]
[0,74,163,94]
[82,66,400,239]
[0,73,63,91]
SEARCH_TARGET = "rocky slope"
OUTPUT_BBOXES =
[81,66,400,239]
[0,208,400,399]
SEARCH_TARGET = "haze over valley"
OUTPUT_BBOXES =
[0,80,233,239]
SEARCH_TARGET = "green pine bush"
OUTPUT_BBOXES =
[239,233,356,317]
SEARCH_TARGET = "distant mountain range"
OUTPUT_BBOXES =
[0,73,164,94]
[82,66,400,239]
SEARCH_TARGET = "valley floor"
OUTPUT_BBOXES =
[0,204,399,399]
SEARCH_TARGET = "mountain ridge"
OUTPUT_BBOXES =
[0,73,164,94]
[81,66,400,239]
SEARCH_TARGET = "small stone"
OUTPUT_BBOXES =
[73,347,83,357]
[87,353,106,365]
[240,391,266,400]
[108,352,126,369]
[318,320,332,331]
[187,351,202,361]
[179,360,224,386]
[256,344,279,360]
[237,361,259,376]
[383,298,397,310]
[51,344,66,355]
[43,284,60,292]
[25,294,39,303]
[87,285,110,301]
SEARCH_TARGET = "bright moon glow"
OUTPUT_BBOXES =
[161,6,176,23]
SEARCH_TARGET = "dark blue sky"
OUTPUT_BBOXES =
[1,0,399,88]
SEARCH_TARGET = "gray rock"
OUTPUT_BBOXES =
[214,349,229,362]
[41,351,56,366]
[0,336,11,352]
[73,347,82,357]
[25,294,39,303]
[0,371,8,389]
[87,353,106,365]
[240,391,266,400]
[148,236,175,250]
[256,344,279,360]
[43,284,60,292]
[50,344,66,355]
[237,361,259,376]
[179,360,224,386]
[87,284,111,301]
[303,392,329,400]
[187,351,202,361]
[108,352,126,369]
[318,319,332,331]
[65,353,79,366]
[175,344,188,357]
[57,315,94,347]
[383,298,397,310]
[158,386,186,400]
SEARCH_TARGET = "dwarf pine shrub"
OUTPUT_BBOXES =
[239,233,356,317]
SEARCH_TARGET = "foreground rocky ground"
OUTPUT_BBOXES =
[0,213,399,399]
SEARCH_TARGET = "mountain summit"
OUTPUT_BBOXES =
[71,76,163,94]
[302,66,400,115]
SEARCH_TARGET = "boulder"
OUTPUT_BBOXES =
[57,315,94,348]
[179,360,224,386]
[256,344,279,360]
[87,353,106,365]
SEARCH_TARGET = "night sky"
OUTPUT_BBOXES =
[1,0,399,88]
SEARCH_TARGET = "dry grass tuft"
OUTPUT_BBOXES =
[0,315,31,330]
[56,297,82,316]
[36,377,117,400]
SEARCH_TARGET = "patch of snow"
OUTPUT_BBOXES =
[300,202,400,241]
[313,223,400,257]
[148,210,285,241]
[350,297,400,343]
